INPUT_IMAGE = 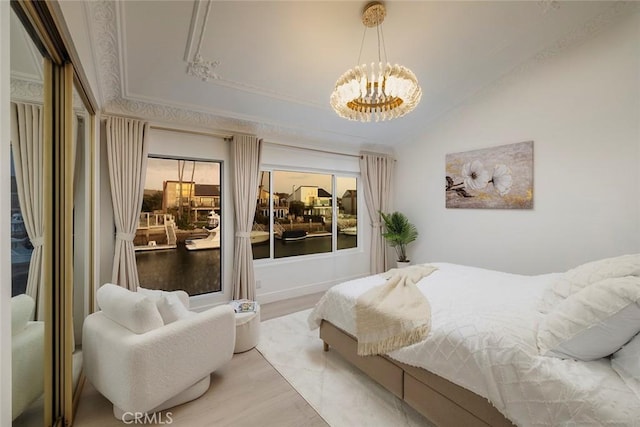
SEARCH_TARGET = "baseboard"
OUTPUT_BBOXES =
[255,273,368,304]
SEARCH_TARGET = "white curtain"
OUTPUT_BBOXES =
[106,117,149,291]
[10,102,46,319]
[231,135,262,300]
[360,153,394,274]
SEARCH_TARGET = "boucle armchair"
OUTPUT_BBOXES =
[11,294,44,420]
[83,284,235,420]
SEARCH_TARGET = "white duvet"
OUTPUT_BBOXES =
[308,263,640,426]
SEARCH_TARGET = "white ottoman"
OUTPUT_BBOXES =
[233,304,260,353]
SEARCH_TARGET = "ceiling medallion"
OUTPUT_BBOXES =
[187,54,220,82]
[330,2,421,122]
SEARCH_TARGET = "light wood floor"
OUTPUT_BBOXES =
[73,292,326,427]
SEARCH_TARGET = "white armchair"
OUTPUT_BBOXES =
[11,294,44,421]
[83,284,235,420]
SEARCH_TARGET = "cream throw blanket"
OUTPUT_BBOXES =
[355,264,437,356]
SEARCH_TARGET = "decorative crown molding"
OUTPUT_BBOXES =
[87,0,637,146]
[187,54,220,81]
[10,79,44,104]
[88,0,331,141]
[11,78,87,111]
[88,0,122,103]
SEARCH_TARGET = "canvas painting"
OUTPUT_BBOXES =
[446,141,533,209]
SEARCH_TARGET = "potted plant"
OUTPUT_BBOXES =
[380,211,418,268]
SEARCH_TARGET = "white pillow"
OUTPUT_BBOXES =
[11,294,35,335]
[537,276,640,360]
[539,254,640,314]
[156,293,194,324]
[138,286,190,309]
[611,333,640,399]
[137,286,164,301]
[97,283,164,334]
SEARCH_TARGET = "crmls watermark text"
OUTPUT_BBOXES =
[122,412,173,424]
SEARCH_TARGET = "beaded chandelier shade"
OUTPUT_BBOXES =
[330,2,422,122]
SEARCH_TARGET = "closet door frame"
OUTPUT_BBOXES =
[11,1,97,425]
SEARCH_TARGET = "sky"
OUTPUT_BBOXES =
[145,158,356,197]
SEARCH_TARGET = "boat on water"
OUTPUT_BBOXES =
[275,229,308,242]
[250,230,269,245]
[186,212,221,251]
[341,226,357,236]
[206,210,220,230]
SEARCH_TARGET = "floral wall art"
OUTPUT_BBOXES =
[445,141,533,209]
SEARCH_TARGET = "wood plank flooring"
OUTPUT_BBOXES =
[73,292,326,427]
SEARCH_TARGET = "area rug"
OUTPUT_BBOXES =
[256,309,432,427]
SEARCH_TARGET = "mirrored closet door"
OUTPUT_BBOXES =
[9,6,48,426]
[9,1,97,425]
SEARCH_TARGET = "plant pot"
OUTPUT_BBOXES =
[396,261,411,268]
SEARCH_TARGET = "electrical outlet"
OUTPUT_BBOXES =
[256,280,262,289]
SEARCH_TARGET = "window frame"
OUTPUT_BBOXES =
[137,154,225,296]
[253,164,361,264]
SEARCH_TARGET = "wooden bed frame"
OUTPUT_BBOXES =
[320,320,515,427]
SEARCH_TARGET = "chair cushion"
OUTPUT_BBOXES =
[157,293,194,324]
[97,284,164,334]
[11,294,35,336]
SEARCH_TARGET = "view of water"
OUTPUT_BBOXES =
[136,234,357,296]
[253,234,357,259]
[136,244,221,296]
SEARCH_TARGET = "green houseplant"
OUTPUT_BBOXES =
[380,211,418,264]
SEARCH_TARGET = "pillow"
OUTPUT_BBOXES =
[137,286,164,301]
[138,286,190,309]
[539,254,640,314]
[11,294,35,335]
[97,283,164,334]
[611,333,640,399]
[156,293,194,324]
[537,276,640,361]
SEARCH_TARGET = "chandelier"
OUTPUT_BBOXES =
[330,2,422,122]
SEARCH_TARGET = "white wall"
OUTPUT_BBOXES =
[255,143,371,303]
[395,13,640,275]
[0,2,11,423]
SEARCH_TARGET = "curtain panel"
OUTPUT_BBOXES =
[106,117,149,291]
[10,102,46,319]
[360,153,394,274]
[231,135,262,300]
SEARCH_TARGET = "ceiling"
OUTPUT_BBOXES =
[53,1,623,148]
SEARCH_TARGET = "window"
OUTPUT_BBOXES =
[252,170,358,260]
[10,149,32,296]
[135,157,222,295]
[337,176,358,250]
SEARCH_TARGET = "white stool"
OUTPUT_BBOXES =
[233,304,260,353]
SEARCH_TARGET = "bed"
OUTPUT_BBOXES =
[308,261,640,426]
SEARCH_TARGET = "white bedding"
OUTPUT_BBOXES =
[308,263,640,426]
